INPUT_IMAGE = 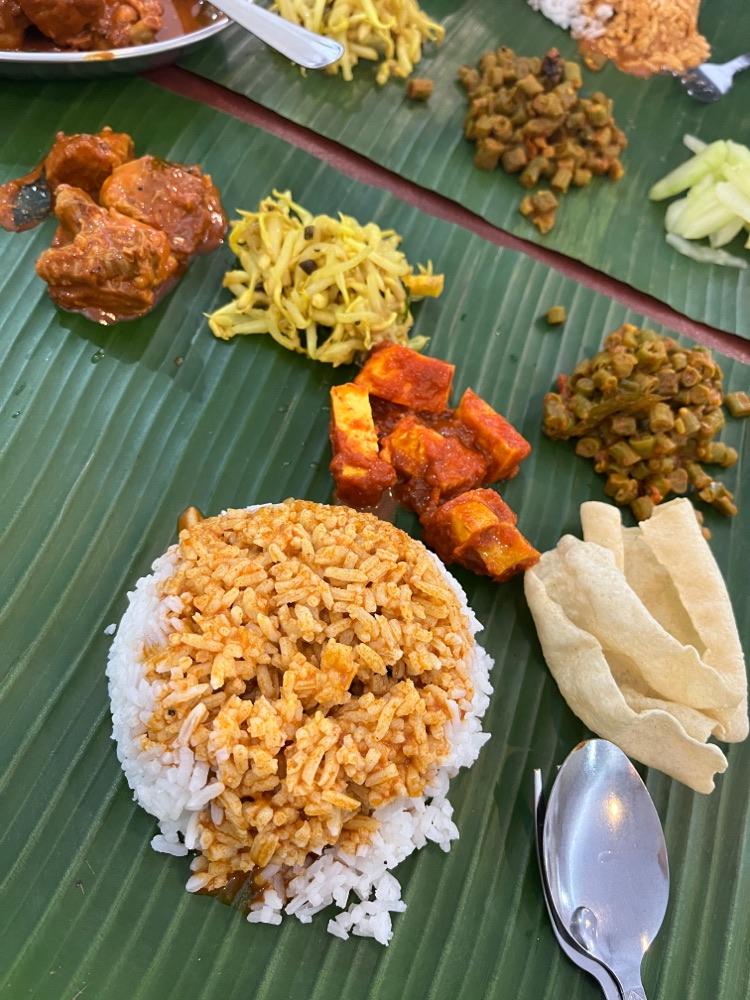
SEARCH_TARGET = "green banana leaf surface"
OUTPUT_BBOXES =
[0,77,748,1000]
[182,0,750,339]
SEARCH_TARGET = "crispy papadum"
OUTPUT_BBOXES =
[525,499,747,793]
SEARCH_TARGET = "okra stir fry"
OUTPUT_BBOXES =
[543,324,747,528]
[460,47,627,233]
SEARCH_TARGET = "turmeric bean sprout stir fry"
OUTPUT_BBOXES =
[207,191,443,366]
[271,0,444,84]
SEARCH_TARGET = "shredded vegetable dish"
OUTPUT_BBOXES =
[271,0,444,84]
[208,191,443,366]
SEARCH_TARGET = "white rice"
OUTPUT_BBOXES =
[527,0,614,39]
[106,512,493,946]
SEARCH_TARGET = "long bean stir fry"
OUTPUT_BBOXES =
[543,324,743,528]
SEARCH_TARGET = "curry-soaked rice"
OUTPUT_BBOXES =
[578,0,709,77]
[140,500,474,892]
[529,0,709,77]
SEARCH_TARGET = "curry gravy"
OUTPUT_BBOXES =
[158,0,218,41]
[6,1,219,52]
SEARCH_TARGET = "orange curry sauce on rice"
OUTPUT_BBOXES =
[140,500,475,893]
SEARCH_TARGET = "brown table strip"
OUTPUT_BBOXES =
[148,65,750,365]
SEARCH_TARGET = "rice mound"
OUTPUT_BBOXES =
[527,0,612,39]
[107,500,493,945]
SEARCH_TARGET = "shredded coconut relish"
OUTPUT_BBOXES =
[141,500,475,891]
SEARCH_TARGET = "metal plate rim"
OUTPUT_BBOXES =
[0,15,230,65]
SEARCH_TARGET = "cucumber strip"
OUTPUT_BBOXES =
[686,174,716,201]
[649,141,727,201]
[675,186,730,236]
[709,217,744,247]
[666,232,748,268]
[680,204,737,240]
[722,163,750,200]
[664,197,688,233]
[683,133,706,154]
[726,140,750,168]
[716,181,750,224]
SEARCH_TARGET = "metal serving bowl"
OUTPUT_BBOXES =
[0,15,230,80]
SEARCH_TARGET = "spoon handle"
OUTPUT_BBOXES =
[211,0,344,70]
[619,979,647,999]
[726,53,750,76]
[533,774,621,1000]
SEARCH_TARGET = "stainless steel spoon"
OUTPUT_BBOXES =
[209,0,344,70]
[680,54,750,102]
[543,740,669,1000]
[533,771,622,1000]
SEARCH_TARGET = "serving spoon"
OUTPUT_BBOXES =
[209,0,344,70]
[542,740,670,1000]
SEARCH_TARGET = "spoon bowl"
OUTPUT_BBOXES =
[543,740,669,999]
[210,0,344,69]
[534,771,621,1000]
[679,54,750,103]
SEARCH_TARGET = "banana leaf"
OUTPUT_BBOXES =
[183,0,750,339]
[0,77,748,1000]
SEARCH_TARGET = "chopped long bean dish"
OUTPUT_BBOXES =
[543,324,745,528]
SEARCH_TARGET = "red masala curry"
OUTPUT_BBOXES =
[329,343,540,583]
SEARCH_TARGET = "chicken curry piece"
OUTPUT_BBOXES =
[0,1,29,48]
[329,343,539,583]
[0,127,227,324]
[0,127,134,233]
[16,0,162,49]
[1,0,216,51]
[36,185,178,323]
[100,155,226,264]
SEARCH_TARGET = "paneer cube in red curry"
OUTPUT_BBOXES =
[329,345,539,583]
